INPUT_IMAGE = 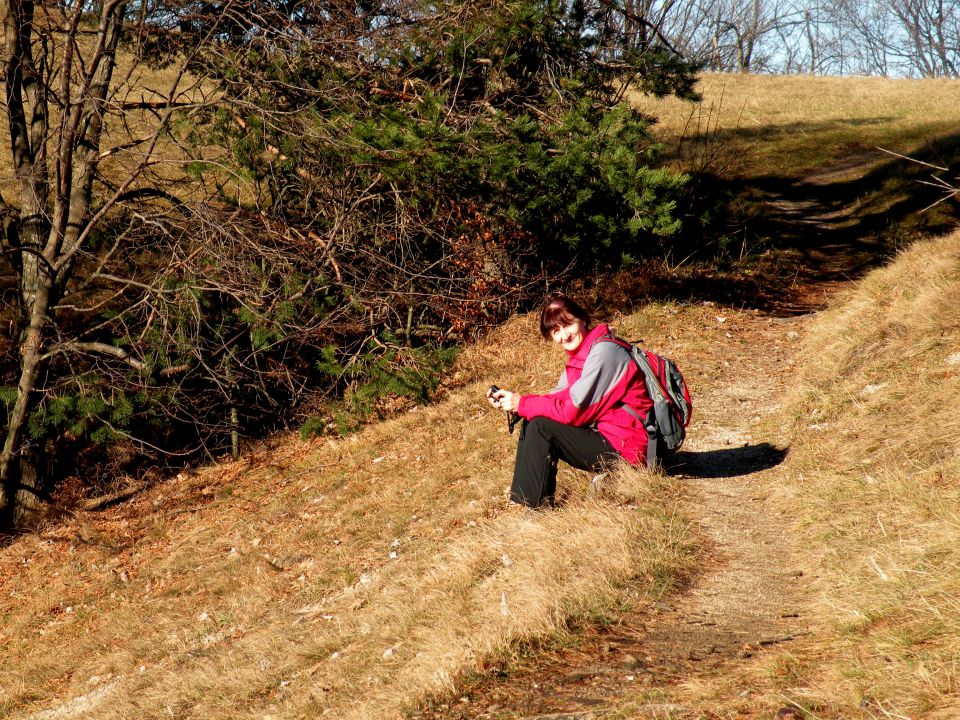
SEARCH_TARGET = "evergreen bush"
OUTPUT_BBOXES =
[0,0,703,504]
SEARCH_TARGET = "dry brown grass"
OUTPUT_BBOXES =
[0,310,697,719]
[0,46,229,206]
[679,227,960,718]
[780,228,960,717]
[631,73,960,178]
[6,69,960,720]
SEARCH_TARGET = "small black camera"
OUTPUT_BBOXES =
[487,384,521,434]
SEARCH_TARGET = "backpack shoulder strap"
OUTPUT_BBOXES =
[595,333,632,350]
[599,335,661,469]
[619,402,659,469]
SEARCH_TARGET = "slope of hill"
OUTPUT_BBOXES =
[3,73,960,720]
[405,238,960,720]
[0,311,699,720]
[3,235,958,720]
[640,226,960,720]
[771,228,960,717]
[632,72,960,179]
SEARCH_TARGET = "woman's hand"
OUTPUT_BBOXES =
[487,387,520,413]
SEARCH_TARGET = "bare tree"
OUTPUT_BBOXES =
[2,0,128,523]
[815,0,959,77]
[834,0,894,75]
[646,0,801,72]
[890,0,959,76]
[634,0,959,77]
[0,0,231,526]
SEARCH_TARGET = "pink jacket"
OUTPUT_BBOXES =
[516,323,654,465]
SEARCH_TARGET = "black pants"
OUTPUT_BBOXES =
[511,416,620,507]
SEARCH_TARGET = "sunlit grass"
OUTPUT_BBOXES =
[773,228,960,716]
[632,73,960,178]
[659,228,960,718]
[4,59,960,720]
[0,308,698,719]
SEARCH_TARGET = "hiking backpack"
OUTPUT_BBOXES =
[602,336,693,467]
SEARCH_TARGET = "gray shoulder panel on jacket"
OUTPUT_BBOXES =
[569,340,631,408]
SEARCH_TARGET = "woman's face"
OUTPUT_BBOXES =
[550,318,587,353]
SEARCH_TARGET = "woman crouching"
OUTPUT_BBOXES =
[487,294,654,508]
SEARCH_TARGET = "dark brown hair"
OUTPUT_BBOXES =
[539,294,590,339]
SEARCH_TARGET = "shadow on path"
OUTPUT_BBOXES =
[604,130,960,318]
[727,131,960,313]
[666,443,788,479]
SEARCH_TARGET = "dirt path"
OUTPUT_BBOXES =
[408,309,815,720]
[408,155,893,720]
[631,310,812,714]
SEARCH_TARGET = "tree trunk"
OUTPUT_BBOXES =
[0,277,52,527]
[12,441,46,527]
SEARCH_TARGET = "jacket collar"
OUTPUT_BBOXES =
[569,322,611,359]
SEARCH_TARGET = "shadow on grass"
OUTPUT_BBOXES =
[738,130,960,236]
[665,442,788,479]
[707,115,901,149]
[602,128,960,317]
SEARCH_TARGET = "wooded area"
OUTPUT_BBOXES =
[0,0,957,529]
[646,0,959,77]
[0,0,700,528]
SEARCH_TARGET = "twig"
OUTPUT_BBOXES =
[82,480,147,511]
[877,146,948,172]
[758,633,800,646]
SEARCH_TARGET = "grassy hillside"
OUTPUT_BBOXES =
[679,227,960,718]
[4,72,960,719]
[776,228,960,717]
[631,73,960,312]
[632,73,960,179]
[0,309,698,719]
